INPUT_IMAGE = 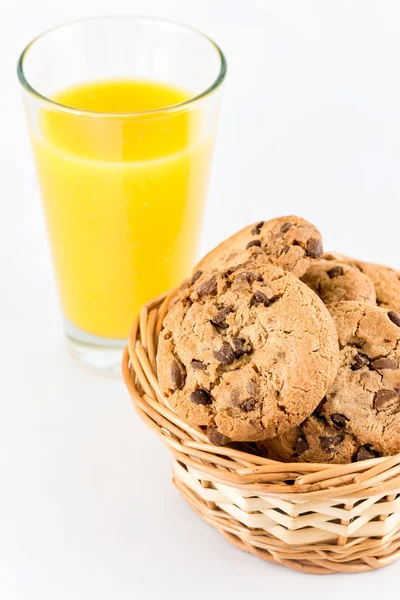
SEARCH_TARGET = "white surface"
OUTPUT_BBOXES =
[3,1,400,598]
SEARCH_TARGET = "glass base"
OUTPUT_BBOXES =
[65,320,126,377]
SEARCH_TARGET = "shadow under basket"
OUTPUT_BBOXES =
[122,291,400,575]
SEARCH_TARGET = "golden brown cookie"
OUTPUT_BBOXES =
[324,253,400,313]
[157,262,339,442]
[257,409,359,464]
[354,262,400,313]
[259,301,400,463]
[194,216,323,279]
[301,261,376,305]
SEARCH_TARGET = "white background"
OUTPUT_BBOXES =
[2,1,400,598]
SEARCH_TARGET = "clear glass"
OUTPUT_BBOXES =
[18,16,226,375]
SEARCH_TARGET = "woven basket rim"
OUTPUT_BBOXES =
[122,290,400,501]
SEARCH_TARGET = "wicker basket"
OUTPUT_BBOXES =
[123,291,400,575]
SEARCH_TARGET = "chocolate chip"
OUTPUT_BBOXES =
[281,244,290,254]
[206,427,231,446]
[170,359,186,390]
[327,266,344,279]
[235,271,258,284]
[191,270,203,285]
[210,307,231,330]
[214,342,235,365]
[234,270,261,285]
[230,388,241,405]
[371,358,399,370]
[388,311,400,327]
[231,337,250,357]
[196,275,217,298]
[306,238,323,259]
[246,239,262,249]
[190,388,212,405]
[250,290,277,307]
[295,437,309,455]
[356,446,378,462]
[191,359,207,370]
[321,435,342,452]
[210,320,229,330]
[251,221,264,235]
[351,353,370,371]
[374,389,399,409]
[247,380,258,395]
[241,398,257,412]
[331,413,348,428]
[280,222,292,234]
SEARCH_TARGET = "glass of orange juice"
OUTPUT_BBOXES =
[18,16,226,375]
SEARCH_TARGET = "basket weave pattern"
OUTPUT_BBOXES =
[123,291,400,574]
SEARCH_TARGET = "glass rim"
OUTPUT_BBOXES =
[17,15,227,118]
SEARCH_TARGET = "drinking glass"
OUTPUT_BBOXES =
[18,16,226,375]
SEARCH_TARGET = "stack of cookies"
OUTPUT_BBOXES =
[157,216,400,464]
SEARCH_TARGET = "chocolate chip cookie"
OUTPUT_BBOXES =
[353,262,400,313]
[301,261,376,305]
[258,408,359,464]
[157,262,339,442]
[260,301,400,462]
[324,253,400,313]
[194,216,323,279]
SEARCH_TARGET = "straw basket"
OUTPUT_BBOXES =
[122,291,400,575]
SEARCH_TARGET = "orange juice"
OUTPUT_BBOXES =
[30,79,215,338]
